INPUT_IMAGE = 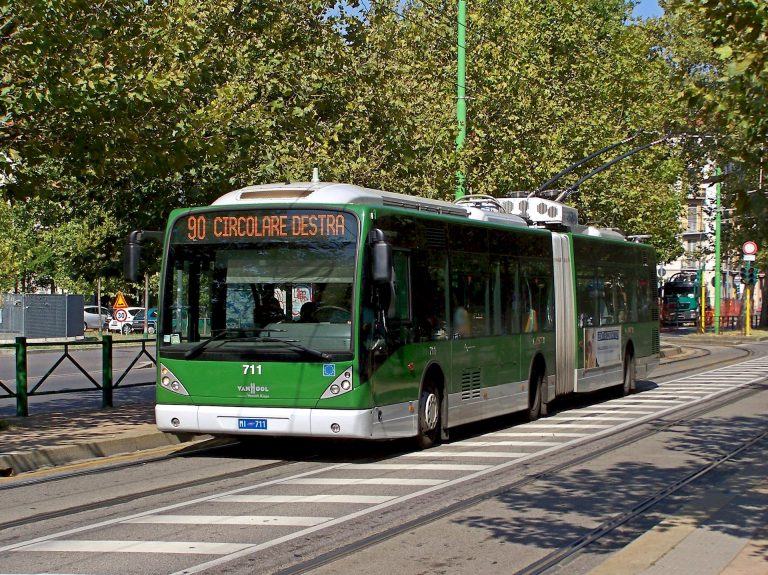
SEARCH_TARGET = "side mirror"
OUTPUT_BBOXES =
[123,230,163,283]
[370,229,392,284]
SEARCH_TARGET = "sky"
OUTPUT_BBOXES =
[633,0,663,19]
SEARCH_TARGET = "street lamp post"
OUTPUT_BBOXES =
[714,167,722,334]
[455,0,466,200]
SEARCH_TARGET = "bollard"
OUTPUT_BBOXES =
[102,335,113,408]
[15,337,28,417]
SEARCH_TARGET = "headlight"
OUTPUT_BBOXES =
[159,364,189,396]
[320,367,354,399]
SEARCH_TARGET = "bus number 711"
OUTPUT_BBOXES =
[243,364,262,375]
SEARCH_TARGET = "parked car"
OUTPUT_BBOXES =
[107,307,144,334]
[83,305,112,330]
[125,308,158,334]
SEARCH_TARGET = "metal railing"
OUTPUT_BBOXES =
[661,314,762,333]
[0,335,156,417]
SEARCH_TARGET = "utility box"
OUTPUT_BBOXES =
[0,294,84,339]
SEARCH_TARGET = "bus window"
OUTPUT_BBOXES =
[576,272,597,327]
[450,253,490,338]
[411,251,448,341]
[389,251,411,323]
[521,259,554,332]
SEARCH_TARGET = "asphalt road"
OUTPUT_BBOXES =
[1,342,766,575]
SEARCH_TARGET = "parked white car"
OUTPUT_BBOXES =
[107,307,144,334]
[83,305,112,330]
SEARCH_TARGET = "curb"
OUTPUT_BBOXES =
[0,430,209,476]
[659,345,683,359]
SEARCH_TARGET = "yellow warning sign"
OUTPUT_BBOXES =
[113,292,129,309]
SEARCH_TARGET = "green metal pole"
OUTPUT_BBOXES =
[102,334,113,408]
[714,167,722,334]
[700,269,706,334]
[15,336,28,417]
[455,0,467,200]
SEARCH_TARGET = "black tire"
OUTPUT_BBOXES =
[415,381,441,449]
[122,324,133,335]
[622,352,636,396]
[527,371,543,422]
[147,325,156,335]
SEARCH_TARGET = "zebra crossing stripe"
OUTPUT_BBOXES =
[284,478,445,486]
[124,515,332,526]
[217,494,394,504]
[524,423,613,429]
[492,432,589,437]
[547,414,637,421]
[452,440,561,447]
[345,463,490,470]
[404,451,527,458]
[18,540,252,555]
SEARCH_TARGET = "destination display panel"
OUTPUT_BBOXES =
[173,210,357,243]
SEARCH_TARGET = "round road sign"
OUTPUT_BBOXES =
[115,309,128,322]
[742,241,758,256]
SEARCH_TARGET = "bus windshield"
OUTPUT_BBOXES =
[159,209,358,360]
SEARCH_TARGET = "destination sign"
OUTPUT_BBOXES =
[175,210,355,243]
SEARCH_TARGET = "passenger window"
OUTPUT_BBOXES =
[450,253,490,338]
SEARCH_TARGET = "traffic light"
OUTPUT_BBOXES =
[747,267,758,285]
[740,266,747,284]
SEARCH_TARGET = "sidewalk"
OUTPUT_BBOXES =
[1,334,765,478]
[0,402,208,477]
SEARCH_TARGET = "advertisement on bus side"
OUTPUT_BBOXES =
[584,326,622,369]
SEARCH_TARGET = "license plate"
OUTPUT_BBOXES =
[238,418,268,430]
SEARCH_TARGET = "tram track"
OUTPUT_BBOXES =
[516,425,768,575]
[272,378,768,575]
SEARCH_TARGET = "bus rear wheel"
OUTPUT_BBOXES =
[416,381,441,450]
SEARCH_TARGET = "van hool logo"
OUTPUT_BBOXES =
[238,384,270,394]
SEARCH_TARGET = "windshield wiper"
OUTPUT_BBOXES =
[183,330,331,361]
[183,329,229,360]
[232,336,332,361]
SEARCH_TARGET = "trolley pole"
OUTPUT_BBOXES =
[714,167,722,334]
[455,0,467,200]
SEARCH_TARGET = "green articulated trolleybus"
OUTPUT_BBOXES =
[125,181,659,448]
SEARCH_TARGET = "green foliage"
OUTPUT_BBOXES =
[665,0,767,155]
[0,0,743,289]
[663,0,768,256]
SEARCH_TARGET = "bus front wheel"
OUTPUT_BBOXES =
[416,381,441,450]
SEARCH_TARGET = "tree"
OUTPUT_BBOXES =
[665,0,767,157]
[0,0,724,290]
[0,0,358,289]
